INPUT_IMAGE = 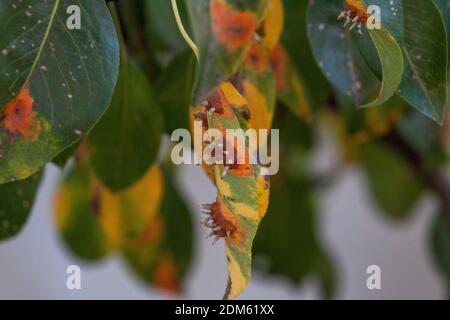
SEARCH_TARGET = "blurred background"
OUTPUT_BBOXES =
[0,126,446,300]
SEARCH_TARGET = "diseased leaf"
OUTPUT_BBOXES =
[307,0,380,106]
[358,0,448,123]
[88,61,163,192]
[270,44,312,121]
[259,0,284,51]
[124,164,194,293]
[0,0,120,183]
[54,164,112,261]
[185,0,268,103]
[193,82,269,299]
[98,164,164,249]
[0,172,41,241]
[360,142,423,219]
[237,41,276,131]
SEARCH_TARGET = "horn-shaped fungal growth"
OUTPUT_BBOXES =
[337,0,370,34]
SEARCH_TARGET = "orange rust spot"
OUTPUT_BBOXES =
[212,118,254,177]
[137,218,164,245]
[345,0,369,24]
[269,44,288,92]
[153,254,181,293]
[1,87,41,140]
[204,196,244,244]
[245,43,269,74]
[211,2,257,51]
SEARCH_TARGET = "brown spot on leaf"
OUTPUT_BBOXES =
[245,43,269,74]
[203,196,244,243]
[153,254,181,293]
[269,45,288,92]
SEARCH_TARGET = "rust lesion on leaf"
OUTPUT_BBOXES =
[338,0,369,34]
[1,87,41,141]
[211,1,257,51]
[269,44,288,92]
[153,254,181,293]
[201,196,245,245]
[244,42,269,74]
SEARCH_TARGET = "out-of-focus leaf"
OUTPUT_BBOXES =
[360,142,423,219]
[358,0,448,123]
[260,0,284,51]
[434,0,449,61]
[283,0,330,109]
[99,165,164,248]
[237,42,276,131]
[254,173,319,281]
[0,0,119,183]
[185,0,268,103]
[144,0,189,66]
[253,131,335,297]
[0,172,41,241]
[156,50,196,133]
[124,164,194,293]
[88,61,163,192]
[431,212,450,297]
[54,165,112,261]
[270,45,312,121]
[397,111,436,156]
[307,0,380,106]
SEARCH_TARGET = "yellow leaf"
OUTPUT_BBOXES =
[261,0,284,50]
[99,165,164,248]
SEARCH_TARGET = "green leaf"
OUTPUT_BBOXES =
[433,0,450,61]
[283,0,330,110]
[361,27,404,108]
[156,50,196,133]
[0,0,120,184]
[88,61,163,192]
[253,123,335,297]
[307,0,380,106]
[270,45,313,121]
[359,0,448,123]
[430,212,450,297]
[237,42,277,131]
[254,173,322,282]
[0,172,41,241]
[397,111,436,156]
[360,142,423,219]
[123,164,194,293]
[185,0,268,103]
[145,0,188,63]
[54,164,112,261]
[52,139,81,169]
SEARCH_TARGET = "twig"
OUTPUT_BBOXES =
[382,129,450,226]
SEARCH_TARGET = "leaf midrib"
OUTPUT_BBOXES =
[23,0,60,88]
